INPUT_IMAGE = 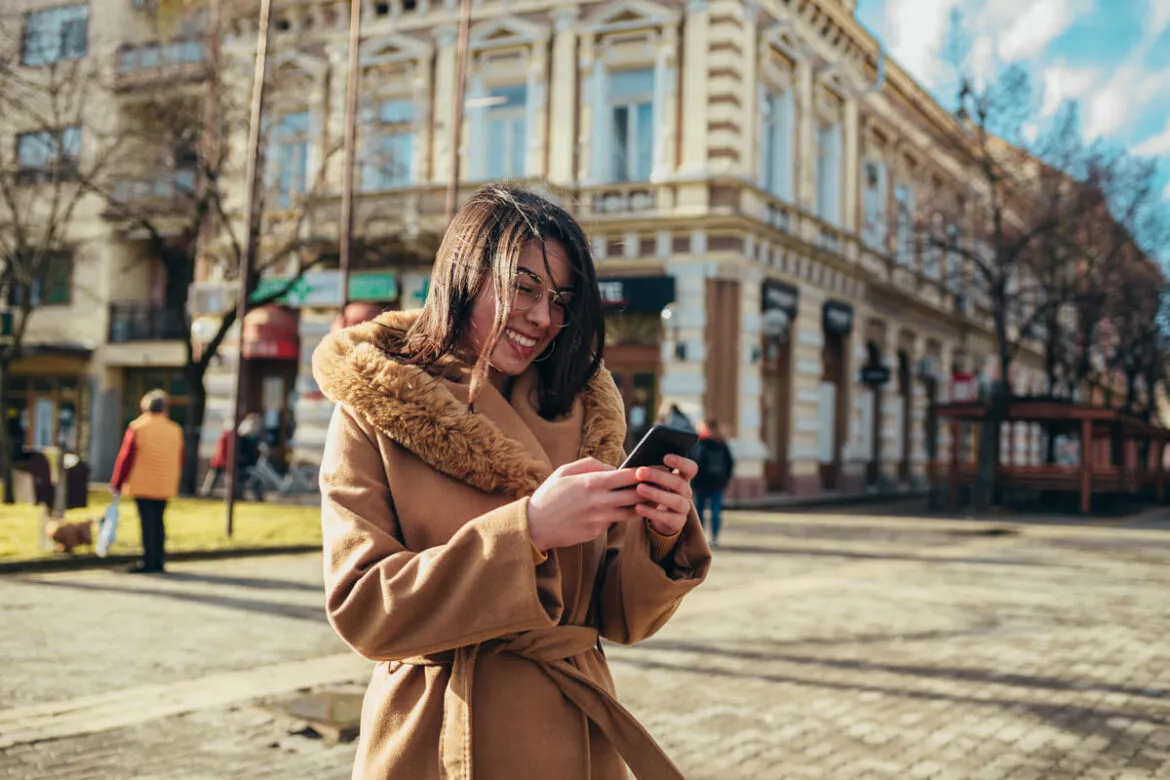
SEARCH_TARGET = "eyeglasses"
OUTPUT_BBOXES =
[511,269,574,327]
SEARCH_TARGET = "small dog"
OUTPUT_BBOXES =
[45,519,94,554]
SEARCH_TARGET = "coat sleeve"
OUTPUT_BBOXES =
[595,502,711,646]
[319,405,565,662]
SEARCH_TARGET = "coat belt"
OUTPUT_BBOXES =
[401,625,683,780]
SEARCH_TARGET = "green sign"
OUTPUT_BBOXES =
[250,271,398,307]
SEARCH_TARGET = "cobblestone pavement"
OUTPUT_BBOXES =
[2,507,1169,779]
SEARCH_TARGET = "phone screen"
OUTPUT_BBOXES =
[620,425,699,470]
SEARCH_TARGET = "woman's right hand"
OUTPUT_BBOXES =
[526,458,642,551]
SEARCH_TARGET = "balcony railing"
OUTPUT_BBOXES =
[108,303,186,343]
[114,40,209,92]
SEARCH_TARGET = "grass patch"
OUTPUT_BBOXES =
[0,489,322,561]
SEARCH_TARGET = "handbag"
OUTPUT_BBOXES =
[96,497,119,558]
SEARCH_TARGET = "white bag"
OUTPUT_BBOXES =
[96,498,119,558]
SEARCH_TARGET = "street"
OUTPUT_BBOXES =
[2,507,1169,779]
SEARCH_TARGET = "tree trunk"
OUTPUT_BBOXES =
[0,360,13,505]
[181,362,209,495]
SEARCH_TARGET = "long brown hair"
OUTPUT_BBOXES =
[392,185,605,418]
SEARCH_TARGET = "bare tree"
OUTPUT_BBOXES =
[915,69,1122,505]
[92,7,344,492]
[0,16,122,500]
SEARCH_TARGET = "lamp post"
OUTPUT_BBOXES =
[224,0,275,537]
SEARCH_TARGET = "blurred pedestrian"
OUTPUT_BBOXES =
[312,185,711,780]
[691,419,735,547]
[109,390,183,574]
[236,413,266,502]
[198,421,232,498]
[658,400,695,432]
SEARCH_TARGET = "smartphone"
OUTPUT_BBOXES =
[619,425,699,471]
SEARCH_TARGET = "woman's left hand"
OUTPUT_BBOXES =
[633,454,698,536]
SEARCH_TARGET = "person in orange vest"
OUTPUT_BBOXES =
[110,389,184,574]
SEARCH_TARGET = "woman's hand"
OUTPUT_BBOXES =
[632,454,698,537]
[526,458,642,551]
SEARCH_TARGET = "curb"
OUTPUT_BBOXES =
[0,545,320,576]
[727,489,930,511]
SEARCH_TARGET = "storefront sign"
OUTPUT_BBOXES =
[822,300,854,335]
[597,276,676,312]
[252,271,399,308]
[860,365,891,386]
[761,279,799,319]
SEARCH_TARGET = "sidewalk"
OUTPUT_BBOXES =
[726,488,929,511]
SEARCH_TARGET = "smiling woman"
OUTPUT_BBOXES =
[310,184,711,780]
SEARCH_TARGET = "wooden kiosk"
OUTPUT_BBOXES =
[928,398,1170,514]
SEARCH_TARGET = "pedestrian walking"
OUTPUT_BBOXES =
[691,419,735,547]
[236,413,266,502]
[313,185,711,780]
[657,400,695,432]
[109,390,183,574]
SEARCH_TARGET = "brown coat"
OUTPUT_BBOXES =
[313,311,711,780]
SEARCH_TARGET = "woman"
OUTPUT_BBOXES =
[314,185,711,780]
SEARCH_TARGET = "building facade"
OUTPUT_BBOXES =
[6,0,1067,494]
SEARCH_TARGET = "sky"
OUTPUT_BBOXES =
[856,0,1170,213]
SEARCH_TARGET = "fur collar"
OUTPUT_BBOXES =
[311,309,627,497]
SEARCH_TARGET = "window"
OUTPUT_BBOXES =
[862,160,887,249]
[760,89,795,200]
[362,100,414,190]
[486,84,527,180]
[8,251,74,307]
[22,5,89,66]
[608,69,654,183]
[117,40,204,72]
[895,182,916,265]
[270,112,310,208]
[815,123,842,226]
[923,213,943,280]
[946,224,963,291]
[16,127,81,184]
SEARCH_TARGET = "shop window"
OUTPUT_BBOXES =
[4,374,86,455]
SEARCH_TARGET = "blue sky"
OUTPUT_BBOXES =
[856,0,1170,207]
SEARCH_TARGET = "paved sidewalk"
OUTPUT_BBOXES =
[2,509,1169,779]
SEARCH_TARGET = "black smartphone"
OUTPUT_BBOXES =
[619,425,699,470]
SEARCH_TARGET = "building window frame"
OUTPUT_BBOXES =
[7,250,74,308]
[759,85,795,201]
[21,4,89,67]
[895,181,917,266]
[597,66,656,184]
[268,111,311,209]
[815,120,843,227]
[15,126,81,185]
[361,98,415,191]
[862,158,888,251]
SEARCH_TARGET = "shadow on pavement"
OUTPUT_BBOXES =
[162,571,322,592]
[709,543,1042,567]
[17,577,325,623]
[634,638,1170,701]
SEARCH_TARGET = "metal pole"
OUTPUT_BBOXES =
[225,0,275,537]
[445,0,471,221]
[338,0,362,313]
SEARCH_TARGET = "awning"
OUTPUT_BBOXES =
[243,305,299,360]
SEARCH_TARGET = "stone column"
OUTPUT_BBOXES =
[788,284,825,495]
[548,8,579,184]
[737,0,757,182]
[652,25,679,181]
[736,269,767,498]
[796,59,816,212]
[526,42,549,179]
[843,97,860,233]
[412,56,434,183]
[660,257,709,425]
[431,25,458,183]
[678,0,709,179]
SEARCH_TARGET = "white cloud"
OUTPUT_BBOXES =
[1163,179,1170,201]
[1039,62,1099,117]
[1151,0,1170,36]
[1134,119,1170,157]
[885,0,964,90]
[997,0,1084,62]
[1085,66,1170,139]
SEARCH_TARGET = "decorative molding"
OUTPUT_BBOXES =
[469,15,551,49]
[582,0,682,34]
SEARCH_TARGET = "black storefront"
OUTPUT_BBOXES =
[598,275,676,449]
